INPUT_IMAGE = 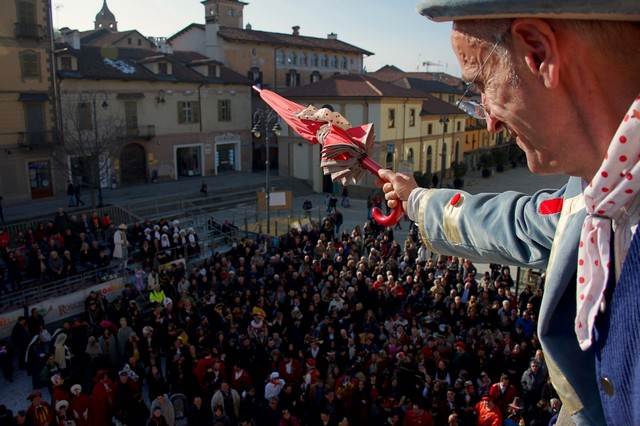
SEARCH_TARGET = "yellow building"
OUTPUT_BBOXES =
[277,74,466,192]
[168,0,373,90]
[372,65,512,171]
[0,0,62,202]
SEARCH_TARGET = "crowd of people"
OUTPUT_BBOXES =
[0,209,200,294]
[0,214,558,426]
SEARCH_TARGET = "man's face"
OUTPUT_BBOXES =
[451,23,574,175]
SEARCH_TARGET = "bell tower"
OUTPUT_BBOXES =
[94,0,118,31]
[202,0,246,29]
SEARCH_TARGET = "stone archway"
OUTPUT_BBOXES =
[120,143,147,185]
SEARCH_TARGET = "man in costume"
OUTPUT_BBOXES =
[381,1,640,424]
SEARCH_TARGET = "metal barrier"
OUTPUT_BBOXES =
[4,205,142,240]
[0,230,240,314]
[0,264,125,314]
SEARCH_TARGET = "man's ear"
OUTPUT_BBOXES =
[510,19,560,89]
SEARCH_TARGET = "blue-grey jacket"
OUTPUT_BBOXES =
[408,176,607,425]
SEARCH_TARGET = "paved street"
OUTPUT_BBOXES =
[2,172,286,223]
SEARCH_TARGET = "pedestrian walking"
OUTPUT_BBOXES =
[74,185,85,207]
[340,186,350,208]
[66,182,76,207]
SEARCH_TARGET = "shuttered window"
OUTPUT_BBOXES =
[177,101,200,124]
[20,50,39,79]
[218,100,231,122]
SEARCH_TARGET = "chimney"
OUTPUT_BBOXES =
[245,23,252,30]
[327,32,337,40]
[292,25,300,36]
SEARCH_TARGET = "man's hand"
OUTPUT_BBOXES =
[378,169,418,211]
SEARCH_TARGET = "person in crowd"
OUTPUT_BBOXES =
[2,215,558,426]
[25,391,53,426]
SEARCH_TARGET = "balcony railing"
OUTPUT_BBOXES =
[125,125,155,140]
[17,130,59,148]
[14,22,43,39]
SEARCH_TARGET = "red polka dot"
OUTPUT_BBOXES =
[588,294,594,301]
[595,260,600,267]
[579,277,585,284]
[579,241,584,248]
[626,173,633,181]
[602,187,609,193]
[608,200,616,205]
[597,209,605,215]
[579,259,585,266]
[578,322,583,329]
[580,294,585,300]
[591,237,595,244]
[620,135,628,144]
[620,155,628,162]
[601,171,609,178]
[626,189,634,194]
[450,193,462,206]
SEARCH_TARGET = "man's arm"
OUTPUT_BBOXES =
[379,170,570,269]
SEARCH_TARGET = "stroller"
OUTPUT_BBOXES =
[170,393,189,426]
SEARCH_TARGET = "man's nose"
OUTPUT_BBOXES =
[482,94,503,133]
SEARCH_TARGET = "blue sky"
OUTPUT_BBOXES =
[53,0,459,76]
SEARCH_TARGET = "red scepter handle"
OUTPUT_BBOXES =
[359,156,404,227]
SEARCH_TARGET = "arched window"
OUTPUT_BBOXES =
[426,146,433,175]
[300,52,308,66]
[386,145,395,169]
[341,56,348,69]
[320,54,328,67]
[286,70,300,88]
[330,55,338,68]
[287,51,297,66]
[276,50,285,65]
[407,148,414,164]
[310,71,321,84]
[311,53,318,67]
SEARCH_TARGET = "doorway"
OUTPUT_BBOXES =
[176,145,203,178]
[28,160,53,198]
[120,143,147,184]
[215,142,239,173]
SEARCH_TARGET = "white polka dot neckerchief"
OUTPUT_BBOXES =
[576,95,640,350]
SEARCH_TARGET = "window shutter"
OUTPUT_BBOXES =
[177,102,185,124]
[17,1,36,24]
[193,102,201,123]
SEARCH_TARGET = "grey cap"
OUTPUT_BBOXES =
[418,0,640,22]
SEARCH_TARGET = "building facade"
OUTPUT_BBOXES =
[371,65,512,172]
[0,0,62,203]
[168,0,372,91]
[56,44,251,187]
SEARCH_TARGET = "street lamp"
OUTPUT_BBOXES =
[80,91,109,207]
[439,116,449,188]
[252,108,281,234]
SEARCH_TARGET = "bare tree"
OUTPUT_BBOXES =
[53,92,126,207]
